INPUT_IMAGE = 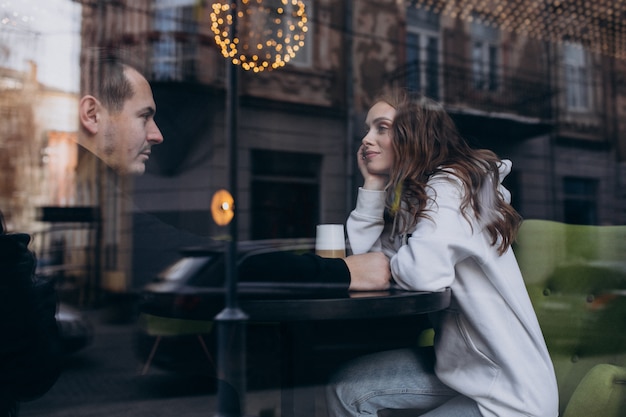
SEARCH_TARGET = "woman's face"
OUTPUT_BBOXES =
[361,101,396,175]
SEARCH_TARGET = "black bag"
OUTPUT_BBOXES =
[0,233,63,414]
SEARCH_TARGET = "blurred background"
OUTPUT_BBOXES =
[2,1,626,415]
[1,0,625,305]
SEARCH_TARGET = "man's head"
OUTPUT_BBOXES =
[78,60,163,175]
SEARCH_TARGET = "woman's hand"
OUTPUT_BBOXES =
[357,144,388,191]
[344,252,391,291]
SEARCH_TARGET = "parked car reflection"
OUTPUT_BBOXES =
[56,302,93,355]
[138,238,316,319]
[35,266,94,355]
[134,238,429,384]
[134,238,315,380]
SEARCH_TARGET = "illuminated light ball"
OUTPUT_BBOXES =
[210,0,308,72]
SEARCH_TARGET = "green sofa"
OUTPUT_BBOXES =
[514,219,626,416]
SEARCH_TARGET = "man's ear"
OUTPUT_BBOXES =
[79,95,102,135]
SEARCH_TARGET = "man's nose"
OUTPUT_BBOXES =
[148,120,164,144]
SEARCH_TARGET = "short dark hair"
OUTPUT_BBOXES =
[98,58,135,113]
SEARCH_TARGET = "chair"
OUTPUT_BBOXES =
[562,364,626,417]
[380,220,626,416]
[514,219,626,416]
[138,313,215,375]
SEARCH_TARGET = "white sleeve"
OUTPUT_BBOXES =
[498,159,512,203]
[346,187,386,254]
[390,178,489,291]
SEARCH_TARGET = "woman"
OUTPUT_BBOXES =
[326,91,558,416]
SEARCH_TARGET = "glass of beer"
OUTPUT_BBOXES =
[315,224,346,258]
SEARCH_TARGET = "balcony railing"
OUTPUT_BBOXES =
[387,55,555,123]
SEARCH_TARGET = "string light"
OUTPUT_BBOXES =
[411,0,626,59]
[210,0,308,73]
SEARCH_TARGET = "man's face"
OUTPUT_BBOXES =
[100,68,164,175]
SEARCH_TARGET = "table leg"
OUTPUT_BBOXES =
[280,322,318,417]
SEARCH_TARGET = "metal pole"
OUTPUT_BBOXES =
[344,0,355,215]
[215,1,248,416]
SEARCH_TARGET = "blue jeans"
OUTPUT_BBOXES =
[326,347,482,417]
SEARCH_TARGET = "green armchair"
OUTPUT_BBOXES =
[514,219,626,416]
[562,364,626,417]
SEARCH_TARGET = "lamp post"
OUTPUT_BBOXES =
[214,2,248,416]
[210,1,308,415]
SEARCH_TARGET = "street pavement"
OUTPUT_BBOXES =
[18,308,290,417]
[17,303,417,417]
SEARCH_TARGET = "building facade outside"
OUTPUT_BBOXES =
[0,62,80,244]
[3,0,624,297]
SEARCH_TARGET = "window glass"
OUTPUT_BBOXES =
[406,5,440,99]
[426,36,439,98]
[159,256,212,282]
[472,41,485,89]
[407,5,439,31]
[563,177,598,225]
[287,0,313,67]
[406,32,421,92]
[152,0,197,81]
[251,150,320,239]
[564,43,590,111]
[471,17,499,92]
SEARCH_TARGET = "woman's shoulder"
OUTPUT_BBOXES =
[427,169,464,193]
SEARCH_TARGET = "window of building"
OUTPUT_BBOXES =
[152,0,197,81]
[287,0,313,68]
[405,6,440,99]
[250,150,321,239]
[471,18,499,91]
[563,177,598,225]
[563,43,590,111]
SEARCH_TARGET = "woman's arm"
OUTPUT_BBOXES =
[346,187,386,254]
[390,178,488,291]
[238,251,391,291]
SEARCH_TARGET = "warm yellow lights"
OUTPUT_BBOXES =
[210,0,308,72]
[411,0,626,59]
[211,189,235,226]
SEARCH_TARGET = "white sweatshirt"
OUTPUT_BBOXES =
[347,162,558,417]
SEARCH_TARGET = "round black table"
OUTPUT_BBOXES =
[143,283,451,322]
[206,284,452,417]
[235,283,451,322]
[141,283,452,417]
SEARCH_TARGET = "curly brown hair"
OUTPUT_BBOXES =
[375,90,522,255]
